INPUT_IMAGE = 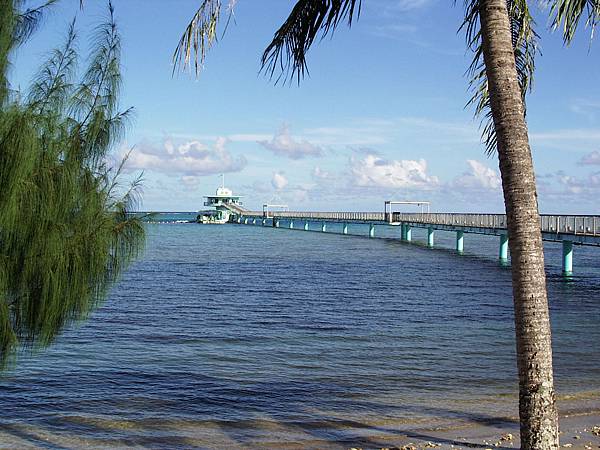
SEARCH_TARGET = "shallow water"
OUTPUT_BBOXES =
[1,218,599,448]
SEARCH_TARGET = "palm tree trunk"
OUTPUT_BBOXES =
[478,0,559,448]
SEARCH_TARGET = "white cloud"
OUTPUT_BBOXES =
[530,129,600,143]
[258,125,323,159]
[393,0,432,10]
[349,153,439,189]
[453,160,502,191]
[378,0,433,13]
[181,175,201,188]
[579,150,600,165]
[312,166,333,181]
[370,23,418,39]
[127,137,246,176]
[570,98,600,119]
[227,133,272,142]
[542,171,600,196]
[302,116,478,147]
[535,171,600,212]
[271,172,289,190]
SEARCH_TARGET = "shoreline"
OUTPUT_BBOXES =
[0,403,598,449]
[400,409,600,450]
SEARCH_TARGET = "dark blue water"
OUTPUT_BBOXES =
[1,219,599,448]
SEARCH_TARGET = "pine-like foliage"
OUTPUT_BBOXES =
[0,0,145,369]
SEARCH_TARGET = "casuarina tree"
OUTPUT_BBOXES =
[0,0,145,369]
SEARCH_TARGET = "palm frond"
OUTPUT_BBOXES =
[261,0,361,84]
[550,0,600,43]
[172,0,222,76]
[460,0,538,155]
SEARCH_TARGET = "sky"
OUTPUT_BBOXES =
[11,0,600,213]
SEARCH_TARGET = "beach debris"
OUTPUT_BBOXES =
[591,426,600,436]
[575,436,581,439]
[562,444,572,448]
[489,433,515,447]
[399,445,416,450]
[423,442,440,448]
[500,433,514,441]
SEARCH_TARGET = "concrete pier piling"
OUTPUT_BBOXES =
[456,231,464,254]
[427,227,434,248]
[220,210,599,276]
[499,234,509,263]
[563,240,573,276]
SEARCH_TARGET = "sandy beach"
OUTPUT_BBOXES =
[0,397,598,449]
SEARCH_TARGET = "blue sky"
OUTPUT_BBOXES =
[12,0,600,213]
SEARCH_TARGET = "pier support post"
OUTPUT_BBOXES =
[237,217,241,223]
[321,222,327,232]
[405,225,412,242]
[304,221,309,231]
[562,240,573,276]
[427,227,434,248]
[253,218,256,225]
[456,231,464,254]
[499,234,509,264]
[289,220,294,229]
[342,223,348,235]
[244,218,248,225]
[275,219,280,228]
[369,223,375,238]
[262,219,266,226]
[401,223,407,241]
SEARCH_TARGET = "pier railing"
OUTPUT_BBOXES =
[390,213,600,236]
[269,211,385,221]
[233,210,600,274]
[391,213,507,229]
[237,210,600,237]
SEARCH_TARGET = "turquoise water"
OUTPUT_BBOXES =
[1,219,599,448]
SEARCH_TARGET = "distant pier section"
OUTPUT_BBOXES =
[221,202,600,277]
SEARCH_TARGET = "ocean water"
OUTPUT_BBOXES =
[1,218,599,449]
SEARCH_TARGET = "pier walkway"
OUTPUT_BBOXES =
[225,204,600,276]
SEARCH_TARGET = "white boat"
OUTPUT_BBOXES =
[198,176,243,224]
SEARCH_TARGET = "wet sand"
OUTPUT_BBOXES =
[392,410,600,450]
[0,401,598,449]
